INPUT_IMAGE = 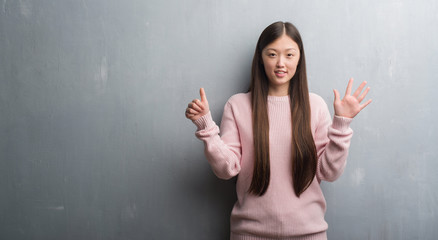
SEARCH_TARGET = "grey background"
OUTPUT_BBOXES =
[1,0,437,239]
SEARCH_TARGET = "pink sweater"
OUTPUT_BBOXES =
[193,92,353,240]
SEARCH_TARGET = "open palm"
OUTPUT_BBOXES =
[334,78,372,118]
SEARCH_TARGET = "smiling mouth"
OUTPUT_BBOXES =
[274,70,287,77]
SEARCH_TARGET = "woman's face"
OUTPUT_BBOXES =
[261,33,300,95]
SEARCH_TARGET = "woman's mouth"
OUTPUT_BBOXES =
[275,70,287,78]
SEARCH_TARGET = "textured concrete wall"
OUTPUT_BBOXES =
[1,0,437,239]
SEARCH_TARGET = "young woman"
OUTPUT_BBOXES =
[185,21,371,240]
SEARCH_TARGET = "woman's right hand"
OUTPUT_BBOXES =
[185,88,210,121]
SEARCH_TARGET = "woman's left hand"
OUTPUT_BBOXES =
[333,78,372,118]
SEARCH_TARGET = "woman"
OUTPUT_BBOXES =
[185,21,371,240]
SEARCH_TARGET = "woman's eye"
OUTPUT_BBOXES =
[287,54,294,57]
[268,53,276,57]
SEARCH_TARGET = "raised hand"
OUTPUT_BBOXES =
[333,78,372,118]
[185,88,210,121]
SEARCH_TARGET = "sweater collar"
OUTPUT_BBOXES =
[267,95,289,102]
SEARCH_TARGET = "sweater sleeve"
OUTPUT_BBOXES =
[314,101,353,182]
[192,102,241,179]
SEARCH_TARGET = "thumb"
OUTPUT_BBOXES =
[333,89,341,102]
[200,88,208,103]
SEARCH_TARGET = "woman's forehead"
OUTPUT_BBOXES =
[264,35,299,51]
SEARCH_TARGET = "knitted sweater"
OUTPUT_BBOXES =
[193,92,353,240]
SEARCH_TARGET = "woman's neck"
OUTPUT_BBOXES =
[268,85,289,96]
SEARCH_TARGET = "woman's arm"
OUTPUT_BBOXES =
[314,106,353,182]
[315,79,371,181]
[186,88,241,179]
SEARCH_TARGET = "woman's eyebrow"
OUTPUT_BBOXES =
[286,48,298,52]
[264,48,298,52]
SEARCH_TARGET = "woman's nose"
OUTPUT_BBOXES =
[276,57,285,67]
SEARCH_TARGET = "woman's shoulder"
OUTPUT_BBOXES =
[222,92,251,118]
[309,92,330,115]
[309,93,331,125]
[226,92,251,106]
[309,92,327,106]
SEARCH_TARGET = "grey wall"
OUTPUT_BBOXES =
[1,0,437,239]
